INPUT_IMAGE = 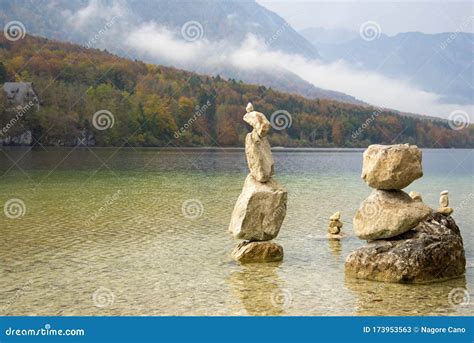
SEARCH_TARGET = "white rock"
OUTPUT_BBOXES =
[409,191,423,202]
[243,111,271,137]
[361,144,423,190]
[439,191,449,207]
[354,189,432,240]
[245,130,274,182]
[229,174,287,241]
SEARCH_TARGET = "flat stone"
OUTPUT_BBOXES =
[437,207,454,216]
[361,144,423,190]
[354,189,432,240]
[345,212,466,283]
[408,191,422,202]
[229,174,287,241]
[245,130,274,182]
[231,241,283,263]
[243,111,271,137]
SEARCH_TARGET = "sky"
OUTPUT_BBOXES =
[258,0,474,35]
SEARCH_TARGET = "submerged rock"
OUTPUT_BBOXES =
[361,144,423,190]
[231,241,283,263]
[245,130,274,182]
[345,212,466,283]
[229,174,287,241]
[354,189,432,240]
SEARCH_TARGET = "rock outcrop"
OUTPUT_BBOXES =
[231,241,284,263]
[228,103,287,263]
[345,212,466,283]
[353,189,432,240]
[361,144,423,190]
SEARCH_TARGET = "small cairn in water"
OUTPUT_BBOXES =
[328,211,343,238]
[345,144,466,283]
[228,103,287,263]
[437,190,454,216]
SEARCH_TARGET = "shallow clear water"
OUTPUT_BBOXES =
[0,147,473,316]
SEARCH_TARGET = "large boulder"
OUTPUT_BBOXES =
[362,144,423,190]
[229,174,287,241]
[245,130,274,182]
[354,189,432,240]
[345,212,466,283]
[231,241,283,263]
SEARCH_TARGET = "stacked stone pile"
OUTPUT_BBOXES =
[345,144,466,283]
[228,103,288,263]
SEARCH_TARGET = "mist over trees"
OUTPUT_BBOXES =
[0,35,472,148]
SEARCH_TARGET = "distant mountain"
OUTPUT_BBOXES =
[0,0,366,105]
[304,30,473,105]
[299,27,358,45]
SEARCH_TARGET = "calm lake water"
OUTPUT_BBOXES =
[0,147,473,316]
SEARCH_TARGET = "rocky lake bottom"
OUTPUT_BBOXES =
[0,147,473,315]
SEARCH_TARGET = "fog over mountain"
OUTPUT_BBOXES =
[0,0,472,121]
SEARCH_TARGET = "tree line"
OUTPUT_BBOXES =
[0,35,472,148]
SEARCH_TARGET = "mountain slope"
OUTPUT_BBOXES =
[0,0,365,105]
[1,34,471,148]
[306,30,474,105]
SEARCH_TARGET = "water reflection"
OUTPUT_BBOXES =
[345,276,469,316]
[228,263,288,315]
[328,239,342,259]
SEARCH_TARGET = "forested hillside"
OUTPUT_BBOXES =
[0,35,472,148]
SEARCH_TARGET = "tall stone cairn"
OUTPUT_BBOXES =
[228,103,287,263]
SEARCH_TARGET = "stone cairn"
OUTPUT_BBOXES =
[437,190,454,216]
[328,212,343,238]
[345,144,466,283]
[228,103,288,263]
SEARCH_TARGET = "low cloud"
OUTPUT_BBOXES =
[64,1,472,121]
[126,25,472,120]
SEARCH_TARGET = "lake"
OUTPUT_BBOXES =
[0,147,473,316]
